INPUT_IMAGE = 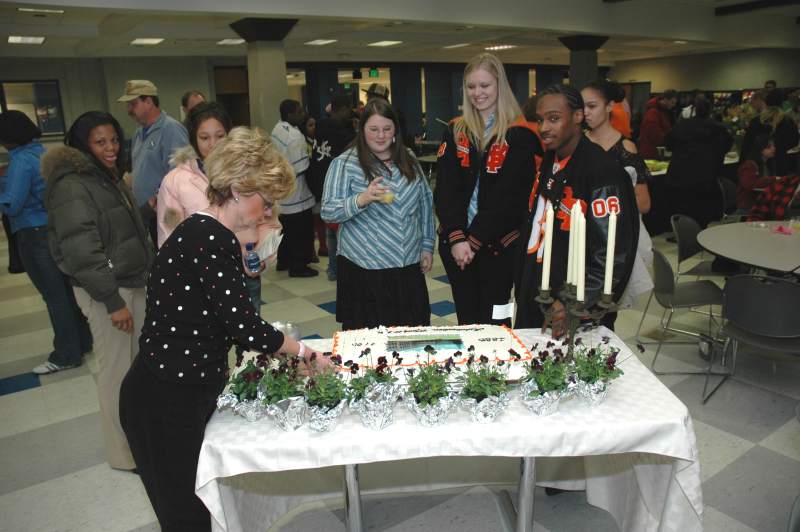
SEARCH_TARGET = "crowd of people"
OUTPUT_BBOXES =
[0,54,798,531]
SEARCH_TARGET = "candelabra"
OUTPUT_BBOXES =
[534,284,617,361]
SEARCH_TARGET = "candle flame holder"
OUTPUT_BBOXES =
[536,285,618,361]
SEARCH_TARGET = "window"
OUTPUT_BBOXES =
[0,80,66,135]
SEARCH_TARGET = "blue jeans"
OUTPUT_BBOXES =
[17,226,92,366]
[326,227,338,278]
[244,275,263,316]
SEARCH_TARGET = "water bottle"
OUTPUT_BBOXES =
[245,243,261,273]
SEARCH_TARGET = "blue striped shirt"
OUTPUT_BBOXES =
[321,148,435,270]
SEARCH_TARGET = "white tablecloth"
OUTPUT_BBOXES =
[196,328,703,532]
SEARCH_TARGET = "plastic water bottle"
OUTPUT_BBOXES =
[245,243,261,273]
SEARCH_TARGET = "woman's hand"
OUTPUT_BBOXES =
[450,241,474,270]
[356,177,389,208]
[110,307,133,333]
[420,251,433,273]
[542,299,567,339]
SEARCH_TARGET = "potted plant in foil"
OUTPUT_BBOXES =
[259,354,307,431]
[573,339,623,406]
[347,350,400,430]
[216,353,270,422]
[404,346,458,426]
[520,349,568,416]
[305,369,348,432]
[458,355,510,423]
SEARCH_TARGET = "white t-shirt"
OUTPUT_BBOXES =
[270,121,315,215]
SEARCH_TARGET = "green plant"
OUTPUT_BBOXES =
[347,355,397,402]
[459,362,509,403]
[228,359,264,401]
[305,370,347,410]
[260,355,303,405]
[407,362,449,407]
[523,351,567,395]
[573,345,623,384]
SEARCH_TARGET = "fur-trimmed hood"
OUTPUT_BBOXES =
[169,144,200,169]
[40,145,98,183]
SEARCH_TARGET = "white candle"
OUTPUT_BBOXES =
[577,211,586,302]
[566,204,575,285]
[540,203,554,291]
[571,203,580,286]
[603,211,618,295]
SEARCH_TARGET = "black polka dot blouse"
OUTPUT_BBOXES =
[138,213,284,383]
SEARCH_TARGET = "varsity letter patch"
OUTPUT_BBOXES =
[486,143,509,173]
[456,133,470,168]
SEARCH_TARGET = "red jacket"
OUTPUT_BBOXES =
[637,98,673,159]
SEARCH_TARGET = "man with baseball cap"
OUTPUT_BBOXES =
[118,80,188,247]
[362,83,390,101]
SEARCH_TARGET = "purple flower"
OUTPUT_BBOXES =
[444,357,455,372]
[330,354,343,365]
[377,355,388,366]
[602,336,610,344]
[546,341,555,348]
[540,350,549,360]
[575,337,583,346]
[479,354,489,364]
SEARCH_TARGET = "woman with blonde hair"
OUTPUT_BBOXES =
[434,52,541,325]
[120,127,330,531]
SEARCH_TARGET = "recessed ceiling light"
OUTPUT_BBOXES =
[217,39,245,45]
[674,40,688,44]
[305,39,338,46]
[8,36,46,45]
[17,7,65,14]
[485,44,516,51]
[131,38,164,46]
[368,41,402,47]
[444,43,470,49]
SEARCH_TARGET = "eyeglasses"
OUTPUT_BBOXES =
[257,192,274,212]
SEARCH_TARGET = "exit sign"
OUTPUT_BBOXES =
[369,68,379,78]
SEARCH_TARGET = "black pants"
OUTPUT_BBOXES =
[120,356,224,532]
[277,208,314,272]
[439,239,517,326]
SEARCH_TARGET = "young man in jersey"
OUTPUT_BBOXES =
[515,84,638,336]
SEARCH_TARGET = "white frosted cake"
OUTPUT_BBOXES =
[332,324,533,380]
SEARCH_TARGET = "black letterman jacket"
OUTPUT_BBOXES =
[434,119,541,252]
[516,136,638,312]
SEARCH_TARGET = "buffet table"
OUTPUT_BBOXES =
[196,328,702,532]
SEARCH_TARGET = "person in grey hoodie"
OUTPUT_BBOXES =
[44,110,153,471]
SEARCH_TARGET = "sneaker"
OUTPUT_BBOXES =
[32,361,79,375]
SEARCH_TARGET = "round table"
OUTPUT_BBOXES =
[697,221,800,273]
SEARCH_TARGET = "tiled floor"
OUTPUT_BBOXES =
[0,234,798,531]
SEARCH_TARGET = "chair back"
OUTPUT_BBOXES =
[671,214,704,264]
[723,275,800,338]
[651,249,676,308]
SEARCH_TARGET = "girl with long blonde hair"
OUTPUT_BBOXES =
[434,52,542,325]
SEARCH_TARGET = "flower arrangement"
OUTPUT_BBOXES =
[459,357,509,403]
[305,369,347,411]
[522,349,568,396]
[406,346,453,407]
[573,341,623,385]
[228,354,268,401]
[347,349,398,402]
[259,354,303,406]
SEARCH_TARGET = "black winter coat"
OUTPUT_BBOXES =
[43,146,154,313]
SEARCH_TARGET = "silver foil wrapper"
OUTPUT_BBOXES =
[579,379,610,406]
[519,380,563,416]
[308,399,346,432]
[404,389,460,427]
[348,382,398,430]
[265,396,307,431]
[461,393,509,423]
[216,392,239,412]
[232,399,267,422]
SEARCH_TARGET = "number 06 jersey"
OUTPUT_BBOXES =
[515,136,639,327]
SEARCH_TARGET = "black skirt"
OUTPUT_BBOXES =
[336,255,431,330]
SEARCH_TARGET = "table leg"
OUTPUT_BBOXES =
[343,464,363,532]
[517,457,536,532]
